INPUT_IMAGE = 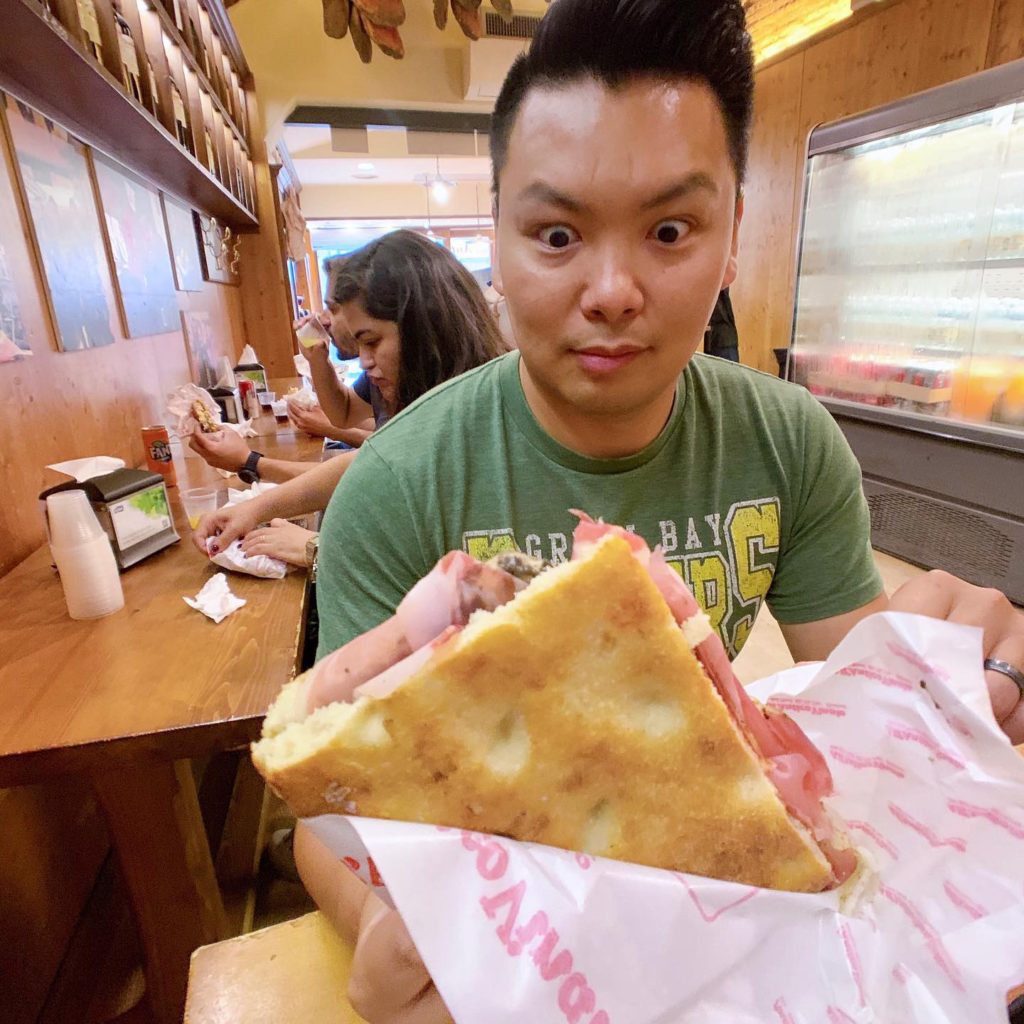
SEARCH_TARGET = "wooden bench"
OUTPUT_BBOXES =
[184,911,366,1024]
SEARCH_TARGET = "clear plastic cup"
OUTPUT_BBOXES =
[181,487,218,530]
[296,316,330,349]
[46,490,105,547]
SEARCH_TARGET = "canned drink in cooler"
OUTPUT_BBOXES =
[142,424,177,487]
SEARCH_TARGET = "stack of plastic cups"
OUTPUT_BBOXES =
[46,491,125,620]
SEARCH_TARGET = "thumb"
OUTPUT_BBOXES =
[270,518,289,527]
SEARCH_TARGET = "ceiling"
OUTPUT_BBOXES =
[230,0,872,204]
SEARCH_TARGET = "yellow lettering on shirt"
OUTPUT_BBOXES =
[726,499,780,606]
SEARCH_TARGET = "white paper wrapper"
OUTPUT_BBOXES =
[183,572,245,623]
[285,385,318,412]
[208,537,287,579]
[47,455,126,481]
[304,613,1024,1023]
[294,352,311,379]
[166,383,222,437]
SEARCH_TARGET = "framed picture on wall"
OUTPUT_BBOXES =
[0,244,29,364]
[194,212,240,286]
[2,95,114,351]
[93,155,179,337]
[163,195,203,292]
[180,309,216,387]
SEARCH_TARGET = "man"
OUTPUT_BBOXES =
[298,1,1024,1020]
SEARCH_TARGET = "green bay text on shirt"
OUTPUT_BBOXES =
[315,352,882,662]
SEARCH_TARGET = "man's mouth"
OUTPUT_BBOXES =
[573,346,645,374]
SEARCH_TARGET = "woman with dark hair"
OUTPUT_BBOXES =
[323,228,505,425]
[192,229,506,567]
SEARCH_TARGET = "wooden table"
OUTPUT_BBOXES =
[0,397,323,1024]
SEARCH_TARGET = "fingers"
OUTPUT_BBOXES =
[349,898,437,1023]
[985,634,1024,733]
[191,513,218,554]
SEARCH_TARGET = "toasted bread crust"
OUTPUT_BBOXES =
[253,538,833,892]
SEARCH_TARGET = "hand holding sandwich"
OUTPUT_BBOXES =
[294,823,452,1024]
[889,570,1024,743]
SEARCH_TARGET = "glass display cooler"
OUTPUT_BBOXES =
[789,58,1024,603]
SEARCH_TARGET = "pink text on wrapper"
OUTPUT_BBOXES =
[838,662,915,691]
[947,798,1024,840]
[451,830,610,1024]
[766,696,847,718]
[886,722,965,769]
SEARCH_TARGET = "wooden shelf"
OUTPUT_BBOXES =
[0,0,257,229]
[150,0,249,155]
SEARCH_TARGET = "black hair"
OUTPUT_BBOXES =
[491,0,754,195]
[329,230,507,413]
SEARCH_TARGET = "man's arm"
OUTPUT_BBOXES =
[306,339,372,429]
[780,594,889,663]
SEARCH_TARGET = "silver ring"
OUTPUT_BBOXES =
[984,658,1024,695]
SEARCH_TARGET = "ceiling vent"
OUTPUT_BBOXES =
[482,11,542,39]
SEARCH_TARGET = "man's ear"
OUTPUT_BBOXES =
[721,193,743,289]
[491,198,504,296]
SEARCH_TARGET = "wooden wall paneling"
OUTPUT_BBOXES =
[0,780,111,1024]
[733,51,806,374]
[987,0,1024,68]
[90,0,128,88]
[48,0,88,50]
[183,66,208,170]
[904,0,999,95]
[139,5,175,135]
[115,0,158,118]
[237,96,296,378]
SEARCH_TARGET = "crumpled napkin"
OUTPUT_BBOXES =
[208,537,287,579]
[226,481,279,504]
[293,352,311,379]
[183,572,245,623]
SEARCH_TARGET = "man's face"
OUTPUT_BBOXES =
[494,78,742,446]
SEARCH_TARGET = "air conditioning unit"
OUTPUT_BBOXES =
[463,9,541,101]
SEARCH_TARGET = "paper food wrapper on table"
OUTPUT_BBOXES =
[285,384,318,411]
[183,572,245,623]
[303,613,1024,1024]
[208,538,287,579]
[204,482,288,578]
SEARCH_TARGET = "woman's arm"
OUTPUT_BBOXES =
[192,451,357,554]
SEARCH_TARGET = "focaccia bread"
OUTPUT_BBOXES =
[253,537,837,893]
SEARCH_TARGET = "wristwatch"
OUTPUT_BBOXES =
[305,533,320,582]
[238,450,263,484]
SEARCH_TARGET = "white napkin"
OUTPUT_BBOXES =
[226,481,279,504]
[293,352,311,378]
[183,572,245,623]
[208,538,287,579]
[238,344,259,365]
[47,455,126,481]
[215,356,235,388]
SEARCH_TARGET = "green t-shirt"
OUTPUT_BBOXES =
[316,352,882,661]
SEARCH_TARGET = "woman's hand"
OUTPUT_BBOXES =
[189,428,251,473]
[191,501,260,556]
[288,401,339,438]
[240,519,313,567]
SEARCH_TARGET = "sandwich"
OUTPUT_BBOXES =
[252,514,856,893]
[191,399,219,433]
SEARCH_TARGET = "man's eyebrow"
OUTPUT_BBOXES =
[639,173,719,210]
[514,173,719,215]
[517,181,590,215]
